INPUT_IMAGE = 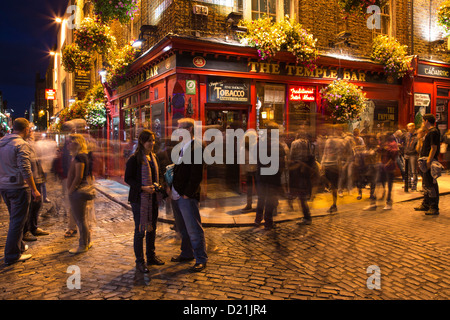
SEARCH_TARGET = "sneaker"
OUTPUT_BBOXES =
[414,204,429,211]
[383,204,392,210]
[44,198,51,203]
[338,191,344,198]
[5,254,32,265]
[425,208,439,215]
[23,231,37,241]
[364,204,377,211]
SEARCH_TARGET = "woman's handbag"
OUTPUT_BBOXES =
[78,184,96,200]
[164,164,175,187]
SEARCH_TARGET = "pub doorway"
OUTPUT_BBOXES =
[205,105,250,200]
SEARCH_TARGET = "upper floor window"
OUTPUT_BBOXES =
[251,0,276,20]
[249,0,295,21]
[372,0,394,37]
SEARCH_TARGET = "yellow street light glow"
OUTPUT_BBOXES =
[50,51,56,56]
[55,17,62,23]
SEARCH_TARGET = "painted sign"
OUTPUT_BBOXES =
[418,63,450,79]
[289,86,316,102]
[186,80,196,94]
[45,89,56,100]
[207,77,250,103]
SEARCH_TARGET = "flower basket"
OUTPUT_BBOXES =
[371,35,412,79]
[85,101,107,128]
[240,16,318,70]
[74,17,116,55]
[338,0,388,15]
[106,44,136,88]
[438,0,450,34]
[320,79,367,123]
[61,43,94,73]
[93,0,139,24]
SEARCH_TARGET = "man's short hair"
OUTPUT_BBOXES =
[177,118,195,130]
[423,113,436,125]
[13,118,30,133]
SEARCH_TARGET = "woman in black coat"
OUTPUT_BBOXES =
[125,130,165,273]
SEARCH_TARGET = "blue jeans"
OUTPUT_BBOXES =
[1,188,30,264]
[171,197,207,264]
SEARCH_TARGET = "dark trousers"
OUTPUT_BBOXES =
[24,183,43,234]
[245,171,257,206]
[255,177,279,228]
[131,201,158,264]
[1,188,30,264]
[422,169,439,209]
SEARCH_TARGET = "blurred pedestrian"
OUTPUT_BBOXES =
[394,129,406,182]
[66,134,93,254]
[0,118,41,265]
[378,133,398,210]
[125,129,165,273]
[414,114,441,215]
[404,123,419,191]
[362,135,380,210]
[289,127,314,225]
[254,122,286,230]
[338,130,356,197]
[320,125,343,213]
[240,130,258,212]
[441,129,450,173]
[23,124,50,241]
[170,118,207,272]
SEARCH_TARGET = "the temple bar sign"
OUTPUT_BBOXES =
[248,62,367,82]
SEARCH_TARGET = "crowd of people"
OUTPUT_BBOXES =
[0,114,447,273]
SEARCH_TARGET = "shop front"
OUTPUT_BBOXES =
[413,59,450,136]
[104,36,406,197]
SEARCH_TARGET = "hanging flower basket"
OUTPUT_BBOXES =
[371,35,412,79]
[240,16,318,70]
[438,0,450,34]
[106,44,136,88]
[61,43,94,73]
[85,101,107,128]
[337,0,388,15]
[320,79,367,124]
[93,0,139,24]
[74,17,116,55]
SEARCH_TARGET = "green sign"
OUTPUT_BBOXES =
[186,80,196,95]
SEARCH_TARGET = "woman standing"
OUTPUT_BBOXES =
[125,130,164,273]
[67,134,93,254]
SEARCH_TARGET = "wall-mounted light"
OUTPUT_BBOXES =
[261,111,267,119]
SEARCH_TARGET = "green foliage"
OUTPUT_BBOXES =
[371,35,412,78]
[93,0,140,24]
[240,16,318,70]
[61,43,94,73]
[438,0,450,34]
[74,17,116,55]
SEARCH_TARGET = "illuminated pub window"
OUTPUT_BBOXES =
[356,100,398,134]
[288,85,316,133]
[256,83,286,129]
[372,0,393,36]
[436,87,449,136]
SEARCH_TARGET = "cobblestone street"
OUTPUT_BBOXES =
[2,178,450,303]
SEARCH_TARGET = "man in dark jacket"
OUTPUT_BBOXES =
[415,114,441,215]
[170,118,207,272]
[0,118,41,265]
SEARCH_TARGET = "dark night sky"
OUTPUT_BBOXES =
[0,0,68,117]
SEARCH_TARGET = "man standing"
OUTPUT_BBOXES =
[170,118,207,272]
[0,118,41,265]
[414,114,440,215]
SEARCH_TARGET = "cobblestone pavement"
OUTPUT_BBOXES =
[2,179,450,302]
